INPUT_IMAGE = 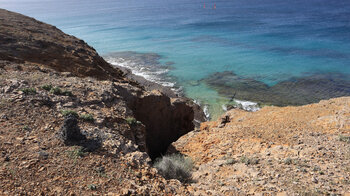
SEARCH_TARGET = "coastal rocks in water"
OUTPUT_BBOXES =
[59,115,86,144]
[203,71,350,106]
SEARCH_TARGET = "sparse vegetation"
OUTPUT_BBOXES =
[20,87,36,95]
[284,158,293,165]
[313,166,321,172]
[61,110,78,118]
[225,158,236,165]
[22,125,30,131]
[50,86,73,96]
[88,184,97,190]
[80,114,94,122]
[41,84,53,91]
[153,154,193,183]
[240,156,259,165]
[62,90,73,96]
[95,166,107,177]
[126,117,140,125]
[339,135,350,143]
[66,146,87,159]
[50,87,62,95]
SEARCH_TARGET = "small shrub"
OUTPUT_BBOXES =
[49,87,73,96]
[67,146,86,159]
[153,154,193,183]
[88,184,97,190]
[95,166,106,177]
[61,110,78,118]
[126,117,140,125]
[80,114,94,122]
[284,158,293,165]
[313,166,321,172]
[339,135,350,143]
[41,84,53,91]
[240,156,259,165]
[20,88,36,95]
[225,158,237,165]
[23,125,30,131]
[62,90,73,96]
[50,87,62,95]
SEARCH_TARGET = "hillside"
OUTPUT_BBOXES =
[174,97,350,195]
[0,9,196,195]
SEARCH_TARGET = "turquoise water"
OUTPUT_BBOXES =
[2,0,350,118]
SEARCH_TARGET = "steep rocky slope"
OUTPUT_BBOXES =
[0,9,196,194]
[174,97,350,195]
[0,9,123,80]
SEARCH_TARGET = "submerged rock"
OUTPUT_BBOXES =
[203,71,350,106]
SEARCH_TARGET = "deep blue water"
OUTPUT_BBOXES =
[1,0,350,118]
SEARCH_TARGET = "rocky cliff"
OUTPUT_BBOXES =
[0,9,195,195]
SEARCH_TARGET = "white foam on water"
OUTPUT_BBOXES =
[234,99,260,112]
[222,104,227,111]
[203,105,210,120]
[106,57,177,88]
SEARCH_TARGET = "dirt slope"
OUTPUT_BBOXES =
[174,97,350,195]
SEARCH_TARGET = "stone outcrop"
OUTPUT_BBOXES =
[59,115,86,144]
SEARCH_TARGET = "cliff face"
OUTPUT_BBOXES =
[0,9,195,195]
[173,97,350,195]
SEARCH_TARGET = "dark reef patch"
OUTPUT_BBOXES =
[202,71,350,106]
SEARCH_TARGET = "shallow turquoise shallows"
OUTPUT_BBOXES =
[2,0,350,119]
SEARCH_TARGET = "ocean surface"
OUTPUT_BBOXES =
[2,0,350,119]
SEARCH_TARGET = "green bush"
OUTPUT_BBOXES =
[240,156,259,165]
[80,114,94,122]
[339,135,350,143]
[153,154,193,183]
[50,87,62,95]
[20,88,36,95]
[126,117,140,125]
[62,90,73,96]
[66,146,86,159]
[88,184,97,190]
[41,84,53,91]
[61,110,78,118]
[50,87,72,96]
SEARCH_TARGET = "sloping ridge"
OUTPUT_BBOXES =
[0,9,195,159]
[0,8,123,80]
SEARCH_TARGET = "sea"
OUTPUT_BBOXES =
[1,0,350,119]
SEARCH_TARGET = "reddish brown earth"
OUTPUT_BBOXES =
[0,8,123,81]
[174,97,350,195]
